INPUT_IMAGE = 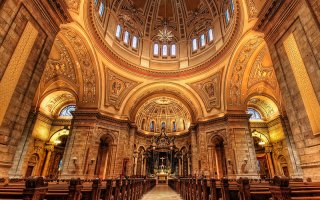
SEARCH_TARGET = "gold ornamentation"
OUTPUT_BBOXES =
[229,37,263,106]
[248,48,276,89]
[284,33,320,135]
[65,0,80,13]
[64,30,96,103]
[0,22,38,124]
[43,38,77,84]
[188,71,222,112]
[106,68,141,110]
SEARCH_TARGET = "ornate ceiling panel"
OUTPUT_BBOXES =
[135,96,191,134]
[105,68,141,110]
[43,38,77,85]
[188,70,222,112]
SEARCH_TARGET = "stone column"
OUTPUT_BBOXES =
[41,144,54,177]
[127,126,136,176]
[0,0,69,177]
[190,127,198,175]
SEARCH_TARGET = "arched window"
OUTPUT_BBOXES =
[230,0,235,12]
[123,31,130,44]
[162,45,168,56]
[59,105,76,117]
[247,108,262,120]
[132,36,138,49]
[161,122,166,129]
[150,121,155,132]
[192,38,198,51]
[172,121,177,132]
[171,44,176,56]
[99,2,105,16]
[94,0,99,6]
[200,34,206,47]
[116,25,122,39]
[153,43,159,56]
[225,9,230,24]
[208,29,214,42]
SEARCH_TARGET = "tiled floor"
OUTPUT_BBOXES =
[141,184,183,200]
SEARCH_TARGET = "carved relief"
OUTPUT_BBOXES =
[229,37,263,106]
[43,38,77,84]
[248,48,277,89]
[65,0,80,13]
[245,0,258,19]
[106,68,141,110]
[64,30,96,103]
[188,71,222,112]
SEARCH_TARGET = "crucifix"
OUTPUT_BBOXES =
[160,157,165,166]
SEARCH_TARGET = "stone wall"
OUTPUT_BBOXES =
[256,0,320,180]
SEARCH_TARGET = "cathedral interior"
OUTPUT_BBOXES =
[0,0,320,199]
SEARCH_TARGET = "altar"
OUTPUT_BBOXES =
[156,172,168,184]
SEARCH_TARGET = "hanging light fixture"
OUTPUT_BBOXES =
[258,140,266,146]
[157,0,174,43]
[54,139,62,145]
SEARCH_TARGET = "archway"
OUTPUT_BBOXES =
[25,154,40,178]
[211,136,227,178]
[94,134,113,179]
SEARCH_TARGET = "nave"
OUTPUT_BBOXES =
[141,185,182,200]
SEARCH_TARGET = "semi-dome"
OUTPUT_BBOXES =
[87,0,241,77]
[135,97,191,135]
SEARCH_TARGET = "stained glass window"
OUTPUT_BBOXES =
[200,34,206,47]
[208,29,214,42]
[162,45,168,56]
[116,25,122,39]
[225,9,230,24]
[123,31,130,44]
[132,36,138,49]
[230,0,235,12]
[58,159,63,171]
[154,43,159,56]
[171,44,176,56]
[59,105,76,117]
[192,38,198,51]
[99,2,105,16]
[247,108,262,120]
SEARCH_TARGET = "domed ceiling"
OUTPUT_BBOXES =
[135,97,191,135]
[87,0,240,77]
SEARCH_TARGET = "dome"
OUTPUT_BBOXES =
[135,97,191,135]
[87,0,241,77]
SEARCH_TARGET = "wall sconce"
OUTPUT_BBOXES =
[227,158,232,165]
[244,158,248,164]
[72,157,77,165]
[89,158,95,165]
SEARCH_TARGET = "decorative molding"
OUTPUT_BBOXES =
[105,68,141,110]
[188,71,222,112]
[245,0,258,19]
[229,36,264,106]
[65,0,80,13]
[63,30,96,103]
[248,47,277,89]
[43,38,77,85]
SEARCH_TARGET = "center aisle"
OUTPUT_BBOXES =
[141,184,183,200]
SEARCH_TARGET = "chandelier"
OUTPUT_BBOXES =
[156,0,174,43]
[150,127,175,151]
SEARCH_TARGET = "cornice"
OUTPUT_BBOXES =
[254,0,300,42]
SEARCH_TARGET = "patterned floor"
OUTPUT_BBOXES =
[141,184,183,200]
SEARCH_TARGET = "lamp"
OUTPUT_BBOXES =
[90,158,95,165]
[258,140,266,146]
[54,139,61,145]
